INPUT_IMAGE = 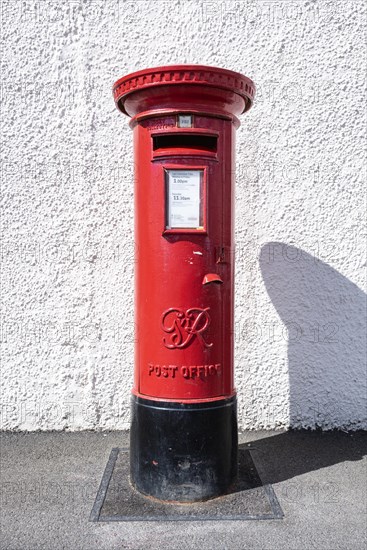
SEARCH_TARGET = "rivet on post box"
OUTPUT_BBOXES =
[113,65,255,502]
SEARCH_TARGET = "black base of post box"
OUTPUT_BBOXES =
[130,394,238,502]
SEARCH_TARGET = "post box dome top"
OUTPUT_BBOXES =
[113,65,255,120]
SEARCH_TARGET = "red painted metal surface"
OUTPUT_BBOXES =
[113,65,255,403]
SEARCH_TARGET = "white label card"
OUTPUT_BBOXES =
[178,115,192,128]
[166,170,202,229]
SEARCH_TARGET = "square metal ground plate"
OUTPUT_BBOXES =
[90,448,283,521]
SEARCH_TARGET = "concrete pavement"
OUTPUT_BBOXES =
[0,430,366,549]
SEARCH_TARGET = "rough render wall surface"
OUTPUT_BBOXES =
[1,0,366,431]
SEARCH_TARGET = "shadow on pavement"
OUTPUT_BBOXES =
[240,430,367,485]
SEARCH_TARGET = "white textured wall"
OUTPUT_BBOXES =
[1,0,366,431]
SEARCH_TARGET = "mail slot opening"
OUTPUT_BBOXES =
[153,134,217,152]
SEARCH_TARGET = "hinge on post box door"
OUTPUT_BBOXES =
[215,245,231,264]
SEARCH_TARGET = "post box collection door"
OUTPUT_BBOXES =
[113,66,255,502]
[135,115,234,402]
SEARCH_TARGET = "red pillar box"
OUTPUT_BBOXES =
[113,65,255,502]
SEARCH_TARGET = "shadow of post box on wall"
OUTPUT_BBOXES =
[113,65,255,502]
